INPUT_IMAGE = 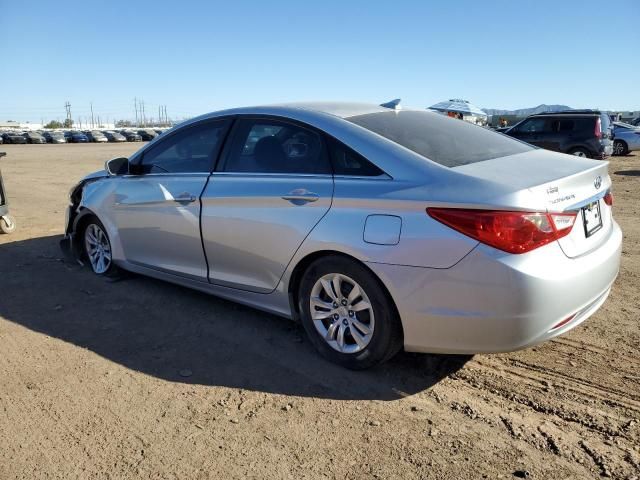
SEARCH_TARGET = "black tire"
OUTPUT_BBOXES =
[80,216,119,277]
[298,256,403,369]
[567,147,591,158]
[613,140,628,156]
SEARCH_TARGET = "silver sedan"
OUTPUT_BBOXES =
[613,122,640,155]
[63,102,622,369]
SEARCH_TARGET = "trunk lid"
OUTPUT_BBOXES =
[453,149,612,258]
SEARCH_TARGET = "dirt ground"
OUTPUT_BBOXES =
[0,143,638,480]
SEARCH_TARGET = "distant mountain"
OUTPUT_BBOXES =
[482,104,572,116]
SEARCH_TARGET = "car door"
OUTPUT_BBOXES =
[109,118,231,281]
[201,116,334,293]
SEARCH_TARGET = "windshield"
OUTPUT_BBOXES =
[346,110,533,167]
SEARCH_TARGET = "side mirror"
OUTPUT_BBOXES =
[105,157,129,176]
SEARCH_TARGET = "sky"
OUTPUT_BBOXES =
[1,0,638,123]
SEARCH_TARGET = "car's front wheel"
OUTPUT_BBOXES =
[82,217,117,276]
[298,256,403,369]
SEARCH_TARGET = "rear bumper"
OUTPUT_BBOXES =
[367,220,622,354]
[596,142,613,159]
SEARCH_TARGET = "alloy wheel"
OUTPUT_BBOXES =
[84,223,112,274]
[309,273,375,354]
[613,142,624,156]
[572,150,587,157]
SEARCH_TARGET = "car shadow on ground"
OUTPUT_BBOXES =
[0,235,470,401]
[614,170,640,177]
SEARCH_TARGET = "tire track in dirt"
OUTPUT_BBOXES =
[553,337,640,372]
[454,355,640,439]
[505,357,640,405]
[432,362,640,479]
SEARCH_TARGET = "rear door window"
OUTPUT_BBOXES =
[220,118,331,174]
[552,120,575,132]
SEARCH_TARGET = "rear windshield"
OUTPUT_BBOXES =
[346,110,533,167]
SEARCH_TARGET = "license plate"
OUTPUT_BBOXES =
[581,201,602,238]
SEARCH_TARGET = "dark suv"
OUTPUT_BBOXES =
[504,110,613,159]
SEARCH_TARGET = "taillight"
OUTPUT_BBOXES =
[603,192,613,206]
[594,117,602,139]
[426,208,577,254]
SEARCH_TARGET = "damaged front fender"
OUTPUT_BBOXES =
[60,175,105,265]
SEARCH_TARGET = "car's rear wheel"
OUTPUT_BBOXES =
[298,256,403,369]
[82,217,117,276]
[568,147,590,158]
[613,140,628,156]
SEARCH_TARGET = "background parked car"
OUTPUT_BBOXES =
[85,131,108,143]
[23,132,46,144]
[120,130,142,142]
[1,132,27,144]
[631,117,640,127]
[136,129,157,141]
[49,131,68,144]
[612,122,640,156]
[504,110,613,158]
[103,131,127,142]
[69,132,89,143]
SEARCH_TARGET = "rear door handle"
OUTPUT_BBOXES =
[174,192,197,203]
[281,189,319,204]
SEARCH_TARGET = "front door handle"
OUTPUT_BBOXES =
[174,192,197,203]
[281,189,319,204]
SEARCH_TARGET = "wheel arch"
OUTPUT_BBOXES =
[71,207,100,257]
[565,145,595,158]
[286,250,403,337]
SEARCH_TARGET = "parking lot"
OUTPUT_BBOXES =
[0,143,638,479]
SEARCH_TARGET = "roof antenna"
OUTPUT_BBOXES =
[380,98,401,110]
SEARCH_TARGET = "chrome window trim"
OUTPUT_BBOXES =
[123,172,211,178]
[208,172,333,179]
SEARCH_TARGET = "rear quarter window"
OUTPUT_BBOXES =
[346,110,533,167]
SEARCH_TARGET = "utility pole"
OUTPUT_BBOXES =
[141,100,146,127]
[90,102,95,128]
[64,101,72,127]
[134,97,139,126]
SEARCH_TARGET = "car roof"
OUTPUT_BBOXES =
[275,102,392,118]
[532,109,602,116]
[191,102,407,124]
